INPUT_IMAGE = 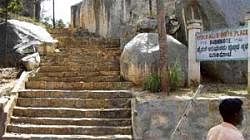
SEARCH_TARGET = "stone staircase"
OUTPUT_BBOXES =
[2,29,133,139]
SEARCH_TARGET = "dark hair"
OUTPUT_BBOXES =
[219,98,243,120]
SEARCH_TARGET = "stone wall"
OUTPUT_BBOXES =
[132,95,250,139]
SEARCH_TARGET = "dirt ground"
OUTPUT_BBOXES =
[0,68,18,97]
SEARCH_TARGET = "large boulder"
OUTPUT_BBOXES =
[0,20,55,69]
[121,33,187,86]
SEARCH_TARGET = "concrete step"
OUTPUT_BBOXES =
[11,117,131,126]
[7,124,132,135]
[16,98,131,108]
[35,71,120,78]
[25,81,133,90]
[29,75,122,82]
[3,133,132,140]
[39,65,120,72]
[13,107,131,118]
[18,90,132,99]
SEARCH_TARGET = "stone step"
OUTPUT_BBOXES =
[35,71,120,78]
[25,81,133,90]
[59,47,121,52]
[40,62,120,68]
[41,57,120,63]
[39,61,120,66]
[55,37,120,47]
[29,75,122,82]
[3,133,132,140]
[16,98,131,108]
[11,117,131,126]
[39,65,120,72]
[40,61,120,68]
[7,124,132,135]
[42,49,121,58]
[41,54,120,62]
[13,107,131,118]
[41,56,120,62]
[56,42,120,49]
[18,90,132,99]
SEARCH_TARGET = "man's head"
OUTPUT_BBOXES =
[219,98,244,126]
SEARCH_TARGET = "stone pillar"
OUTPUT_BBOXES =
[246,13,250,92]
[187,20,202,86]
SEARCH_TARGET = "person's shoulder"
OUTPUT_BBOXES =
[208,124,222,132]
[228,128,245,140]
[207,124,222,136]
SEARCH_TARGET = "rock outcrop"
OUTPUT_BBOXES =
[0,20,55,69]
[120,33,187,86]
[71,0,175,38]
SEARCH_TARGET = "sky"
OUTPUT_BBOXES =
[41,0,82,25]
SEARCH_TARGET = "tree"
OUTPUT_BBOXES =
[56,19,65,28]
[156,0,169,94]
[149,0,153,17]
[52,0,55,28]
[33,0,42,20]
[0,0,23,15]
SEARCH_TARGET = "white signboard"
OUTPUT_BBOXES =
[196,27,248,61]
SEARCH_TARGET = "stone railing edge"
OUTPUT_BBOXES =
[0,68,39,137]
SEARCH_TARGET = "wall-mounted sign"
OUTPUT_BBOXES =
[196,27,248,61]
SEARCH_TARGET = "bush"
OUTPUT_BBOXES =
[144,73,161,93]
[169,61,182,91]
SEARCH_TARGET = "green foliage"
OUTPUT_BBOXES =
[0,0,23,18]
[56,19,65,28]
[42,17,53,28]
[41,17,66,29]
[169,61,182,91]
[8,0,23,14]
[144,73,161,93]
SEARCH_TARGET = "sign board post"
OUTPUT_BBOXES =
[195,14,249,92]
[187,20,202,86]
[246,13,250,93]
